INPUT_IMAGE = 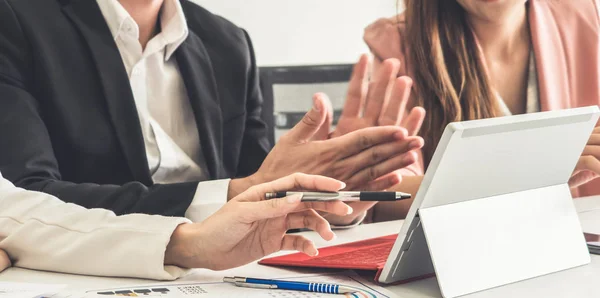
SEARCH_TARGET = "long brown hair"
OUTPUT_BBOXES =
[403,0,501,168]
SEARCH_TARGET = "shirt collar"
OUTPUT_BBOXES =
[160,0,189,60]
[96,0,136,40]
[96,0,189,61]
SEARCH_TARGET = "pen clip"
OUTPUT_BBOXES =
[234,282,278,289]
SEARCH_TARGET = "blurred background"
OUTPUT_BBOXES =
[194,1,403,142]
[193,1,400,66]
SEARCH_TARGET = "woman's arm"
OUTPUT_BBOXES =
[365,12,426,178]
[0,173,351,279]
[0,174,191,280]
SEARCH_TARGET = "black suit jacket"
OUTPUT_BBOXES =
[0,0,271,216]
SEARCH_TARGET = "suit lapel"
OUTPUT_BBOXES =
[528,1,571,112]
[176,32,223,179]
[62,0,152,185]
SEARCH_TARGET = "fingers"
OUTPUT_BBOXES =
[339,202,376,218]
[283,96,327,143]
[311,93,334,141]
[252,173,346,197]
[570,155,600,187]
[0,249,10,273]
[340,136,423,176]
[588,133,600,146]
[569,171,598,188]
[240,193,305,222]
[331,126,407,158]
[403,107,426,136]
[573,155,600,177]
[379,76,412,126]
[360,172,402,191]
[345,150,418,188]
[231,173,346,207]
[342,54,370,118]
[236,173,349,219]
[299,200,353,217]
[239,192,352,223]
[281,235,318,256]
[582,146,600,158]
[286,209,335,241]
[364,59,401,125]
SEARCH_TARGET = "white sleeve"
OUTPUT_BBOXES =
[185,179,231,222]
[0,173,191,280]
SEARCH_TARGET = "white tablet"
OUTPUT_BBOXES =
[378,106,600,297]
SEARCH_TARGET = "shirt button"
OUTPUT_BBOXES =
[122,25,135,38]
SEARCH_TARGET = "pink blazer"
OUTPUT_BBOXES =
[364,0,600,197]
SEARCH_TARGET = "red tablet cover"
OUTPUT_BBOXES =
[259,234,398,281]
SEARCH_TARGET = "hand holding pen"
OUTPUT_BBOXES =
[265,191,411,202]
[266,190,412,227]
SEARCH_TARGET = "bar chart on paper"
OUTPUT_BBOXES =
[0,282,66,297]
[80,272,393,298]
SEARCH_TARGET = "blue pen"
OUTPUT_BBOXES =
[223,276,356,295]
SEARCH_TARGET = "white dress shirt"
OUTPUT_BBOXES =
[96,0,229,222]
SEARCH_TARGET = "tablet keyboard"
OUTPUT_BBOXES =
[309,242,394,265]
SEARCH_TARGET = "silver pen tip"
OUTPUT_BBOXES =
[338,286,358,294]
[395,192,412,199]
[223,276,246,283]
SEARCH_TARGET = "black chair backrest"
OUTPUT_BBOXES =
[259,64,354,145]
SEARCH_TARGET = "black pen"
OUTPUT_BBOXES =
[264,191,411,202]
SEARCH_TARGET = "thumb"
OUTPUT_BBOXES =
[0,250,11,273]
[312,93,334,141]
[245,193,304,221]
[284,96,327,143]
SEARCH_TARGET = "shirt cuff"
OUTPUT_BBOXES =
[185,179,231,223]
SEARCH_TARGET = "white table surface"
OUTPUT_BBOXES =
[1,196,600,298]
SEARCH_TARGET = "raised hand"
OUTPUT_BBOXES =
[318,55,426,190]
[312,55,426,225]
[570,126,600,188]
[164,174,352,270]
[247,95,423,192]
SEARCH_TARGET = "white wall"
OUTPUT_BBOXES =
[192,1,400,66]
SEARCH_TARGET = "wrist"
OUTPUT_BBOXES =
[164,223,207,269]
[228,174,263,200]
